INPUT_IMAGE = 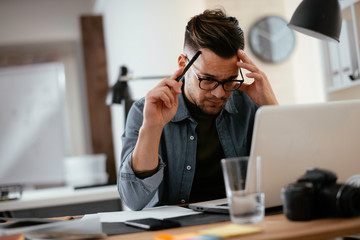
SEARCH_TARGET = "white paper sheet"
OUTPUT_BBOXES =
[82,205,202,223]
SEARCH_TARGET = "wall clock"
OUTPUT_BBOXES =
[249,16,296,63]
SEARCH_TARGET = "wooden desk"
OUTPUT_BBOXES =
[107,214,360,240]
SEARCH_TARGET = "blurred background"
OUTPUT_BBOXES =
[0,0,359,216]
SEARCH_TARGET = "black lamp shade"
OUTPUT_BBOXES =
[288,0,342,42]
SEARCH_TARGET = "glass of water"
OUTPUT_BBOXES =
[221,156,264,224]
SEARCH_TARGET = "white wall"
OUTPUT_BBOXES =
[0,0,95,44]
[94,0,205,88]
[284,0,326,104]
[0,0,96,156]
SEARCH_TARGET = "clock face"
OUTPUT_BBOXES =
[249,16,296,63]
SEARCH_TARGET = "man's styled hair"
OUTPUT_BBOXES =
[184,9,244,58]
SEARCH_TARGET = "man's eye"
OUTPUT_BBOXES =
[202,78,216,82]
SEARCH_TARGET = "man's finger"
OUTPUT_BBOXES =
[246,72,263,81]
[171,67,185,80]
[238,49,255,65]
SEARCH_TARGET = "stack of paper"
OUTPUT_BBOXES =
[82,205,202,222]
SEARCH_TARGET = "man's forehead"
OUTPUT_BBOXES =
[197,48,237,62]
[193,49,238,75]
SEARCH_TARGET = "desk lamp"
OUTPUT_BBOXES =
[288,0,342,42]
[106,66,132,106]
[105,66,134,123]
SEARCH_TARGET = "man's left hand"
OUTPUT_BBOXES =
[237,50,278,106]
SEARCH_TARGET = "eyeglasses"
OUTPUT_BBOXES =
[186,57,244,91]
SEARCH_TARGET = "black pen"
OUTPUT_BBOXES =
[176,50,201,82]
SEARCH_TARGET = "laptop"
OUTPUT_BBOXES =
[189,99,360,213]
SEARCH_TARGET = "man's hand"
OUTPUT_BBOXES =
[142,67,184,130]
[132,67,184,173]
[237,50,278,106]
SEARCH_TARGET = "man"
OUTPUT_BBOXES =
[118,9,278,210]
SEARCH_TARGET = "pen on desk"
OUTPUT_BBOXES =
[176,50,201,82]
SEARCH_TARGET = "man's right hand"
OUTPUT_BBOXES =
[142,67,184,130]
[132,67,184,173]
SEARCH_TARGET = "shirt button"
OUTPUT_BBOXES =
[186,165,192,171]
[190,136,194,140]
[181,199,186,204]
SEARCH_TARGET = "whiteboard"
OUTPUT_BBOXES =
[0,62,66,185]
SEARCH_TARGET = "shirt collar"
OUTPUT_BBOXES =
[171,93,192,122]
[223,92,239,114]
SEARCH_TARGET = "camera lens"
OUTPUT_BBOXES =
[337,184,360,217]
[320,183,360,218]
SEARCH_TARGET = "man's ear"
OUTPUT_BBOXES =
[178,54,187,68]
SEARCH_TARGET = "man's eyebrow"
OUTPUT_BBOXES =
[199,72,216,78]
[199,72,239,81]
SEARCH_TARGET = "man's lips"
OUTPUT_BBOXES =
[206,99,224,105]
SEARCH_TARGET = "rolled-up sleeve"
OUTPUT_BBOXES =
[117,98,165,210]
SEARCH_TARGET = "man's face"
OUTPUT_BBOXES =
[183,48,239,115]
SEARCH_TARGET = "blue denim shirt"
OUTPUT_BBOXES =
[118,90,259,210]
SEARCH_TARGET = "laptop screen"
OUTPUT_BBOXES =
[250,100,360,208]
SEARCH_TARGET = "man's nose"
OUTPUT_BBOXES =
[210,85,226,98]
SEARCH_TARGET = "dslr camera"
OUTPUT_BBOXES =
[281,168,360,221]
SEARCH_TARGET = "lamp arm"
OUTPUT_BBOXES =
[119,75,171,81]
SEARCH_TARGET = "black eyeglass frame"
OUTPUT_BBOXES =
[186,56,245,92]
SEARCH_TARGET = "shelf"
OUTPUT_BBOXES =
[327,78,360,93]
[341,0,359,9]
[324,0,360,100]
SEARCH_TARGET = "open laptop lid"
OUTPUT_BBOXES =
[251,99,360,208]
[189,100,360,213]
